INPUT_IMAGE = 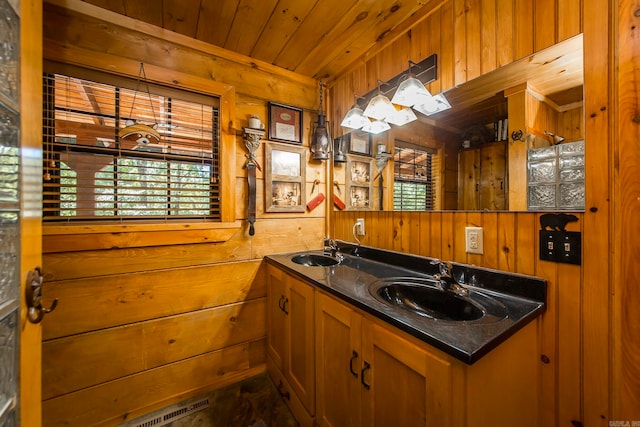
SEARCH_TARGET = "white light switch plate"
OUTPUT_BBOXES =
[465,226,484,254]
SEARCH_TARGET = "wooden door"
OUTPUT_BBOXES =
[457,148,480,209]
[361,322,456,427]
[315,293,362,427]
[286,275,315,415]
[479,142,506,210]
[1,0,43,426]
[267,265,288,371]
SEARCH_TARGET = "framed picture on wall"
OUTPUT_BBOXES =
[265,141,306,212]
[345,154,374,210]
[348,130,372,156]
[268,102,303,144]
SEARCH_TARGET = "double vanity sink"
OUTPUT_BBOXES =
[266,241,546,364]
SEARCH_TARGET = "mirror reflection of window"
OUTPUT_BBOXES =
[393,142,437,211]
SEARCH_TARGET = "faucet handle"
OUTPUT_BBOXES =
[430,260,453,277]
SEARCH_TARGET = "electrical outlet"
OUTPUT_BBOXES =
[465,226,484,254]
[355,218,365,236]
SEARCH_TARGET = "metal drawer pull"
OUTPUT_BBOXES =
[277,380,290,400]
[349,350,359,378]
[361,361,371,390]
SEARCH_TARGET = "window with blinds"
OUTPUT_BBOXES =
[393,142,437,211]
[42,71,220,221]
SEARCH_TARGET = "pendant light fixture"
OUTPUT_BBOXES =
[386,104,417,126]
[310,81,331,160]
[363,80,396,121]
[340,94,369,130]
[362,118,391,134]
[391,60,434,107]
[413,93,451,116]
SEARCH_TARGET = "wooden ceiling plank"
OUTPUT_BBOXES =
[295,0,423,79]
[81,0,125,14]
[318,0,446,82]
[249,0,317,64]
[122,0,163,28]
[273,0,360,72]
[195,0,239,47]
[162,0,201,38]
[223,0,279,57]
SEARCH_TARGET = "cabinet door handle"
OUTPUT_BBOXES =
[278,295,285,311]
[277,380,290,400]
[26,267,58,324]
[282,297,289,315]
[361,361,371,390]
[349,350,359,378]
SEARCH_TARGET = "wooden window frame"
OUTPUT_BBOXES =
[42,61,240,238]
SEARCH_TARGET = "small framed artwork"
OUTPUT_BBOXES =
[268,102,303,144]
[348,130,372,156]
[346,154,374,210]
[265,141,306,212]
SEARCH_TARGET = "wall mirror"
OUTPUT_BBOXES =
[334,34,584,213]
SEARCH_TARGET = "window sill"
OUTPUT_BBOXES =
[42,221,242,253]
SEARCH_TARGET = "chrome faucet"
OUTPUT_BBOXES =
[323,238,343,262]
[431,260,469,297]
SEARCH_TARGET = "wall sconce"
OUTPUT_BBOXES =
[363,80,396,121]
[310,81,331,160]
[333,135,349,163]
[341,94,369,130]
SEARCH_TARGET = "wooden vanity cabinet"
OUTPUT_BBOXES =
[266,265,315,426]
[315,292,464,427]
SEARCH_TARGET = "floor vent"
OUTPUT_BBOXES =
[119,397,210,427]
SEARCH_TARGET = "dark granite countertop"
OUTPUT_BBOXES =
[265,242,546,364]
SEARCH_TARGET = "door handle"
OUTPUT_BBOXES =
[361,360,371,390]
[349,350,359,378]
[281,297,289,315]
[25,267,58,324]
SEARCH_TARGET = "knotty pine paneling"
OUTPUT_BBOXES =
[332,210,583,425]
[329,0,584,135]
[41,3,327,425]
[42,341,266,427]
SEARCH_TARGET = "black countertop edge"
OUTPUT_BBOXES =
[335,241,547,304]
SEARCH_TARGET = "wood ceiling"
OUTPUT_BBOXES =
[80,0,441,82]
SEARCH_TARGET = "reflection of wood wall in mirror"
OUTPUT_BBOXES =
[330,34,584,212]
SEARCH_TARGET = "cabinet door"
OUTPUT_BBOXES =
[286,274,316,415]
[267,265,288,371]
[316,293,362,427]
[361,322,456,427]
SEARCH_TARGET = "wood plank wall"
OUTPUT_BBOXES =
[329,0,583,134]
[332,210,583,427]
[40,1,326,425]
[329,1,594,426]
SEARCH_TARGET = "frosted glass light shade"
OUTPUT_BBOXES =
[413,93,451,116]
[386,106,417,126]
[340,104,368,129]
[391,76,433,107]
[362,93,396,121]
[362,119,391,134]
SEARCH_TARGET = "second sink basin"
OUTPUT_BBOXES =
[291,253,339,267]
[369,278,508,322]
